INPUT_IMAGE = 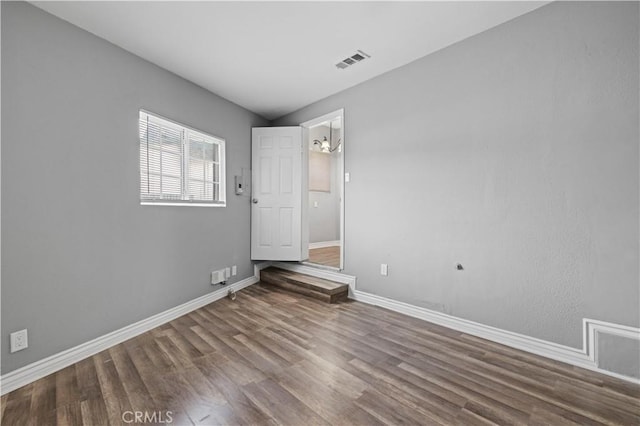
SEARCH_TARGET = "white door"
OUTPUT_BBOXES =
[251,127,308,261]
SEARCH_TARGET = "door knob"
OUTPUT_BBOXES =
[252,198,259,204]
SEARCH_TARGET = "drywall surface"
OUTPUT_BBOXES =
[308,126,341,243]
[276,0,639,366]
[598,334,640,379]
[1,2,268,374]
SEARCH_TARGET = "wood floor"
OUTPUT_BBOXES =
[308,246,340,268]
[261,267,349,303]
[2,284,639,426]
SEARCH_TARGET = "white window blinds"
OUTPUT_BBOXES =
[139,111,226,206]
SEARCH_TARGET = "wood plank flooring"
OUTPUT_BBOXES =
[261,267,348,303]
[308,246,340,268]
[2,284,639,425]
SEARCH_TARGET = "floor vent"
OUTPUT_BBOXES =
[335,50,370,70]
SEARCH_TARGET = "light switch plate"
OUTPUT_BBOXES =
[380,264,388,276]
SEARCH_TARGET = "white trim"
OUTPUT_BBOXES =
[271,261,356,294]
[139,108,225,144]
[5,263,636,395]
[338,111,345,271]
[308,240,340,249]
[300,261,340,273]
[300,109,345,129]
[351,289,640,384]
[0,265,267,395]
[140,202,226,208]
[584,318,640,377]
[139,109,227,207]
[253,261,272,278]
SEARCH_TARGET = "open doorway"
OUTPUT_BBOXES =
[301,110,344,270]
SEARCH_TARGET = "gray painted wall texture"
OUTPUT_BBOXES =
[3,1,639,378]
[598,334,640,379]
[275,0,640,361]
[1,2,268,374]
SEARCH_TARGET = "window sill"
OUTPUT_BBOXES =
[140,202,226,208]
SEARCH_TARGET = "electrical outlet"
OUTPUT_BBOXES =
[231,265,237,276]
[10,329,28,353]
[211,270,226,285]
[225,267,231,278]
[380,263,388,276]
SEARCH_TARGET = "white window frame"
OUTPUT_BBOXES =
[139,110,226,207]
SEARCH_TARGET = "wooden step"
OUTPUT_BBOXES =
[260,267,349,303]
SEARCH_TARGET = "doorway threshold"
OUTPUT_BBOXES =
[301,261,341,272]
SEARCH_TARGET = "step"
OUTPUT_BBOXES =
[260,267,349,304]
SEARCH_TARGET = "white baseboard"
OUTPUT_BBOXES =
[308,240,340,249]
[0,267,266,395]
[583,318,640,381]
[5,263,635,395]
[351,289,640,384]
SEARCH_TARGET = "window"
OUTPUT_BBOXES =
[139,111,226,206]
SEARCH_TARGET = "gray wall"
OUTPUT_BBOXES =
[598,334,640,379]
[276,0,639,361]
[1,2,268,374]
[308,126,341,244]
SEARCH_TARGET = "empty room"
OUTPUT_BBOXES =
[1,1,639,425]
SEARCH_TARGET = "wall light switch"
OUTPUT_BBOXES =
[380,263,388,276]
[231,265,237,276]
[345,172,351,182]
[313,201,319,208]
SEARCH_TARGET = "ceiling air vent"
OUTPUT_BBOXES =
[335,50,370,70]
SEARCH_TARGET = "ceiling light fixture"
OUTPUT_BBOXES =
[313,121,341,153]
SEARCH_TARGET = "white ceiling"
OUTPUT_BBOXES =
[32,1,548,120]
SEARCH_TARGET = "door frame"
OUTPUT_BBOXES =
[300,108,345,270]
